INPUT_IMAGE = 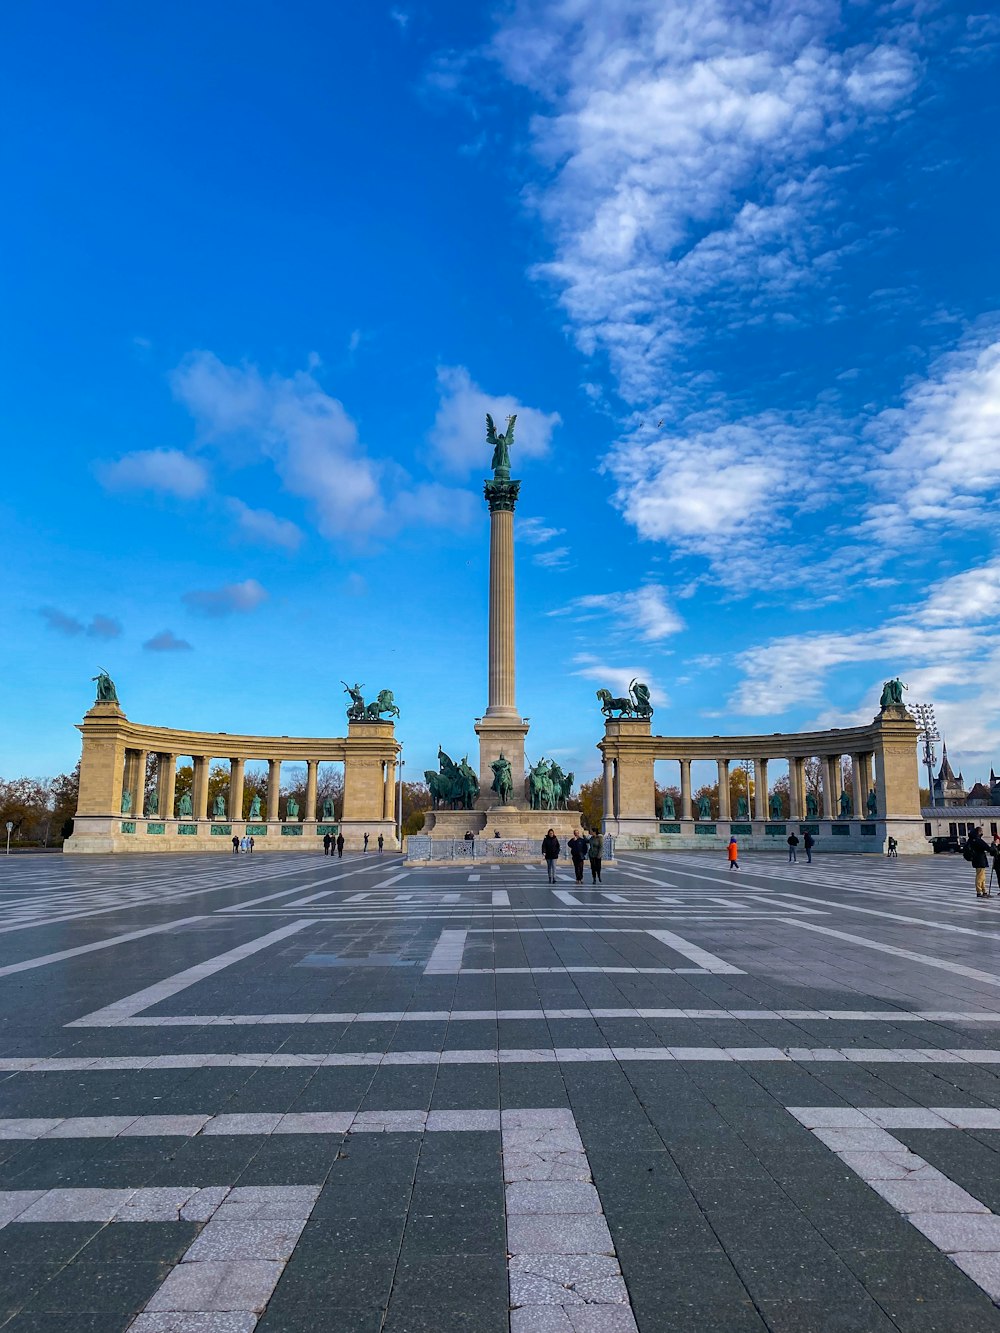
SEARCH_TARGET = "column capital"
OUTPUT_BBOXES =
[484,478,521,512]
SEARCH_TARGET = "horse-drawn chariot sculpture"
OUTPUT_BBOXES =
[596,679,654,720]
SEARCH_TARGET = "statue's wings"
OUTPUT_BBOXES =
[485,413,497,444]
[503,413,516,443]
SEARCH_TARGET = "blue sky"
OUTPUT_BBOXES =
[3,0,1000,790]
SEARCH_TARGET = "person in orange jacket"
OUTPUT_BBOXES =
[727,836,739,871]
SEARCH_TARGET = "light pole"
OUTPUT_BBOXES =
[5,821,12,855]
[912,703,939,810]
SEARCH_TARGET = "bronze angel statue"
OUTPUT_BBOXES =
[486,413,516,477]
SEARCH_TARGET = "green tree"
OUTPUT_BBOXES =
[577,777,603,831]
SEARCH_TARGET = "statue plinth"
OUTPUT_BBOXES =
[475,714,529,809]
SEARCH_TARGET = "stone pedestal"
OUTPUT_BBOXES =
[474,715,530,809]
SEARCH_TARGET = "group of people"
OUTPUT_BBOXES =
[963,826,1000,898]
[541,828,604,884]
[230,835,255,854]
[322,832,346,857]
[723,831,816,871]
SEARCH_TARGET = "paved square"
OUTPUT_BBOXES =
[6,848,1000,1330]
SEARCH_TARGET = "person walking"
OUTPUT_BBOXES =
[587,830,603,884]
[231,834,240,855]
[787,832,799,863]
[966,825,991,898]
[803,830,814,864]
[568,829,587,884]
[323,833,332,857]
[887,836,898,858]
[377,834,384,855]
[248,836,255,854]
[727,836,739,871]
[240,835,248,854]
[336,832,345,859]
[542,828,560,884]
[363,832,369,854]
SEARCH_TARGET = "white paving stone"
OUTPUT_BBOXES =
[144,1259,285,1313]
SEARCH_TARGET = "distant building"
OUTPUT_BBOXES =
[968,782,993,806]
[932,745,967,807]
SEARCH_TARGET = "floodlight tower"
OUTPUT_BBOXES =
[912,702,939,809]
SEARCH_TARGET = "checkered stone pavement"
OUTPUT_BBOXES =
[5,847,1000,1330]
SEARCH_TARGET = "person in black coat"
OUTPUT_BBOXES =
[967,826,991,897]
[323,834,332,856]
[541,829,560,884]
[568,830,587,884]
[587,831,603,884]
[336,833,345,859]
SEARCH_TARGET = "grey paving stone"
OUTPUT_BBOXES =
[184,1219,307,1261]
[144,1259,285,1312]
[506,1181,602,1215]
[508,1214,614,1255]
[130,1309,258,1331]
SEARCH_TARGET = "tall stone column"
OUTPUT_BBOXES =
[717,760,730,819]
[680,759,692,821]
[383,759,396,820]
[602,756,614,823]
[825,756,841,816]
[852,753,864,817]
[754,759,769,820]
[305,761,318,822]
[267,760,281,822]
[789,758,803,820]
[612,760,621,819]
[476,453,530,804]
[193,756,210,820]
[131,749,148,815]
[230,758,245,822]
[159,755,177,821]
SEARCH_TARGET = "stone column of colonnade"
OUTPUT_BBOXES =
[305,761,319,822]
[229,758,245,822]
[267,760,281,821]
[716,760,730,820]
[382,759,396,821]
[130,748,148,815]
[159,755,173,816]
[191,755,210,820]
[789,757,803,820]
[754,759,769,820]
[603,756,614,822]
[679,759,692,821]
[825,755,841,816]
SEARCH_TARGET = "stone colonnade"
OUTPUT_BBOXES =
[599,704,927,855]
[65,700,399,854]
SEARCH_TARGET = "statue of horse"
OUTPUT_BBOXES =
[364,688,400,721]
[596,688,634,718]
[528,759,558,811]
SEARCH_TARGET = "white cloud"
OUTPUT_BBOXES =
[430,365,561,473]
[97,448,207,499]
[729,554,1000,719]
[87,615,122,640]
[861,335,1000,546]
[143,629,193,652]
[182,579,268,618]
[393,481,477,528]
[519,516,566,545]
[173,352,384,537]
[38,607,83,636]
[39,608,122,639]
[553,583,684,641]
[571,653,668,707]
[490,0,921,401]
[228,500,303,551]
[534,546,572,569]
